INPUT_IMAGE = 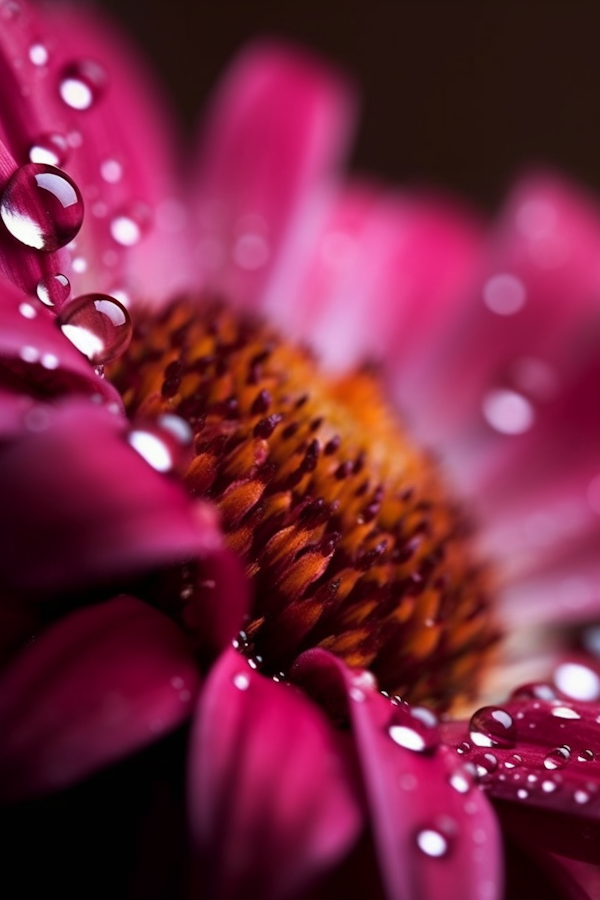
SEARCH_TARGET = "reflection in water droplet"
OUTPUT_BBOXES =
[482,389,535,435]
[37,272,70,307]
[128,430,173,473]
[0,163,83,251]
[59,59,106,110]
[555,662,600,702]
[57,293,131,365]
[469,706,516,749]
[511,683,557,702]
[388,706,439,754]
[415,828,450,858]
[544,747,570,770]
[29,132,70,167]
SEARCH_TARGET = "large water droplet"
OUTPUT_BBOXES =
[29,133,69,167]
[469,706,516,749]
[59,59,106,110]
[544,746,570,770]
[0,163,83,250]
[415,827,451,858]
[36,272,70,308]
[57,294,131,365]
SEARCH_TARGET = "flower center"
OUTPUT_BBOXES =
[111,298,498,710]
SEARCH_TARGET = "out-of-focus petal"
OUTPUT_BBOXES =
[188,646,363,900]
[0,400,222,596]
[0,595,199,802]
[293,649,503,900]
[191,41,355,312]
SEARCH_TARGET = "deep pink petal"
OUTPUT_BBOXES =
[0,400,221,596]
[38,2,194,304]
[191,41,355,312]
[444,674,600,863]
[293,649,503,900]
[188,646,363,900]
[0,595,199,802]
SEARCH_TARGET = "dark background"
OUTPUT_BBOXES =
[100,0,600,214]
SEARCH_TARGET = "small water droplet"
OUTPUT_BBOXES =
[544,747,571,770]
[109,204,151,246]
[36,272,70,308]
[100,158,123,183]
[542,779,559,793]
[457,741,471,755]
[551,706,581,720]
[449,768,473,794]
[575,790,590,805]
[29,132,70,167]
[232,672,250,691]
[504,754,522,769]
[59,59,106,110]
[28,42,48,66]
[472,751,498,778]
[517,788,529,800]
[511,682,557,702]
[18,301,36,319]
[578,749,595,762]
[415,828,450,858]
[469,706,516,748]
[482,389,535,436]
[57,293,131,365]
[388,706,439,754]
[0,163,84,251]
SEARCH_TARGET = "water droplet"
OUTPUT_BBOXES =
[483,273,527,315]
[28,42,48,66]
[456,741,471,755]
[57,293,131,365]
[578,749,595,762]
[0,163,84,251]
[100,158,123,184]
[517,788,529,799]
[59,59,106,110]
[415,828,450,859]
[388,706,439,753]
[472,751,498,778]
[448,768,473,794]
[511,682,557,702]
[551,706,581,720]
[544,747,570,770]
[18,301,36,319]
[469,706,516,748]
[36,272,70,308]
[109,204,151,247]
[504,754,522,769]
[575,790,590,805]
[542,779,558,793]
[29,132,70,168]
[232,672,250,691]
[555,662,600,702]
[482,389,535,435]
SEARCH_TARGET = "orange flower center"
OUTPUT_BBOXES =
[111,298,498,710]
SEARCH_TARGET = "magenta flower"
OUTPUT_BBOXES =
[1,3,600,899]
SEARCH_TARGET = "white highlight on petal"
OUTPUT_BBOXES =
[128,430,172,473]
[416,829,448,858]
[482,389,535,435]
[555,662,600,702]
[59,77,93,111]
[110,215,142,247]
[483,273,526,315]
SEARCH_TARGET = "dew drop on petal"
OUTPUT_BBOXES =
[456,741,471,755]
[29,133,70,167]
[0,163,84,251]
[551,706,581,720]
[555,662,600,702]
[578,749,595,762]
[542,779,559,793]
[109,204,151,247]
[28,42,48,66]
[232,672,250,691]
[504,754,522,769]
[57,294,131,365]
[449,769,473,794]
[18,301,36,319]
[469,706,516,748]
[575,790,590,805]
[128,429,173,473]
[388,706,439,753]
[511,682,557,702]
[100,158,123,184]
[482,389,535,435]
[472,751,498,778]
[36,272,70,307]
[544,747,570,770]
[415,828,450,858]
[59,59,106,110]
[517,788,529,799]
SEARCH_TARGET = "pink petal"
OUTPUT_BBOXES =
[0,281,121,406]
[0,400,222,596]
[293,649,503,900]
[0,595,199,802]
[38,2,194,303]
[188,646,363,900]
[191,41,355,312]
[444,676,600,863]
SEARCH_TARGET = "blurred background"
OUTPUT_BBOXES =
[99,0,600,214]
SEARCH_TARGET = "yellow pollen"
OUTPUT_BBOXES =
[111,298,498,710]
